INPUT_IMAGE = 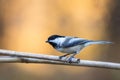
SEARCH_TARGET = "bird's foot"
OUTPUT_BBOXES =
[59,55,80,63]
[76,58,80,63]
[59,55,65,59]
[66,57,80,63]
[59,54,69,59]
[66,57,74,63]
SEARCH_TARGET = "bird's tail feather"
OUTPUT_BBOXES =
[85,41,112,46]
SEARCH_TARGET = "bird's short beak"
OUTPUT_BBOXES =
[46,40,49,43]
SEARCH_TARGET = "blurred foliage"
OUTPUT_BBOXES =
[0,0,120,80]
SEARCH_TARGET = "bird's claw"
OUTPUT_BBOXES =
[66,57,73,63]
[76,58,80,63]
[59,56,65,59]
[66,58,80,63]
[59,56,80,63]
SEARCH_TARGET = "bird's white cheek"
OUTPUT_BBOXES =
[55,38,66,44]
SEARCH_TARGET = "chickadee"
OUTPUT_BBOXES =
[46,35,112,63]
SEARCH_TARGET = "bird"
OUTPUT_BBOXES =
[46,35,112,63]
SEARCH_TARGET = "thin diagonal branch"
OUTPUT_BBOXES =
[0,56,63,64]
[0,49,120,70]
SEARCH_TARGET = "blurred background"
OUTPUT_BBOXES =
[0,0,120,80]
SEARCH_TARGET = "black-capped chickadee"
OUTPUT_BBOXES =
[46,35,112,63]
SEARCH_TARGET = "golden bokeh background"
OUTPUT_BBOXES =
[0,0,120,80]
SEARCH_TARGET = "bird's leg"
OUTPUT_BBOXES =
[59,53,71,59]
[67,54,80,63]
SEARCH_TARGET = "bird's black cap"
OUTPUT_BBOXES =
[46,35,64,42]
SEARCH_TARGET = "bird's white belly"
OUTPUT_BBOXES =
[57,45,84,54]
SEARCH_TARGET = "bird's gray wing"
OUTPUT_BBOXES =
[61,37,92,48]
